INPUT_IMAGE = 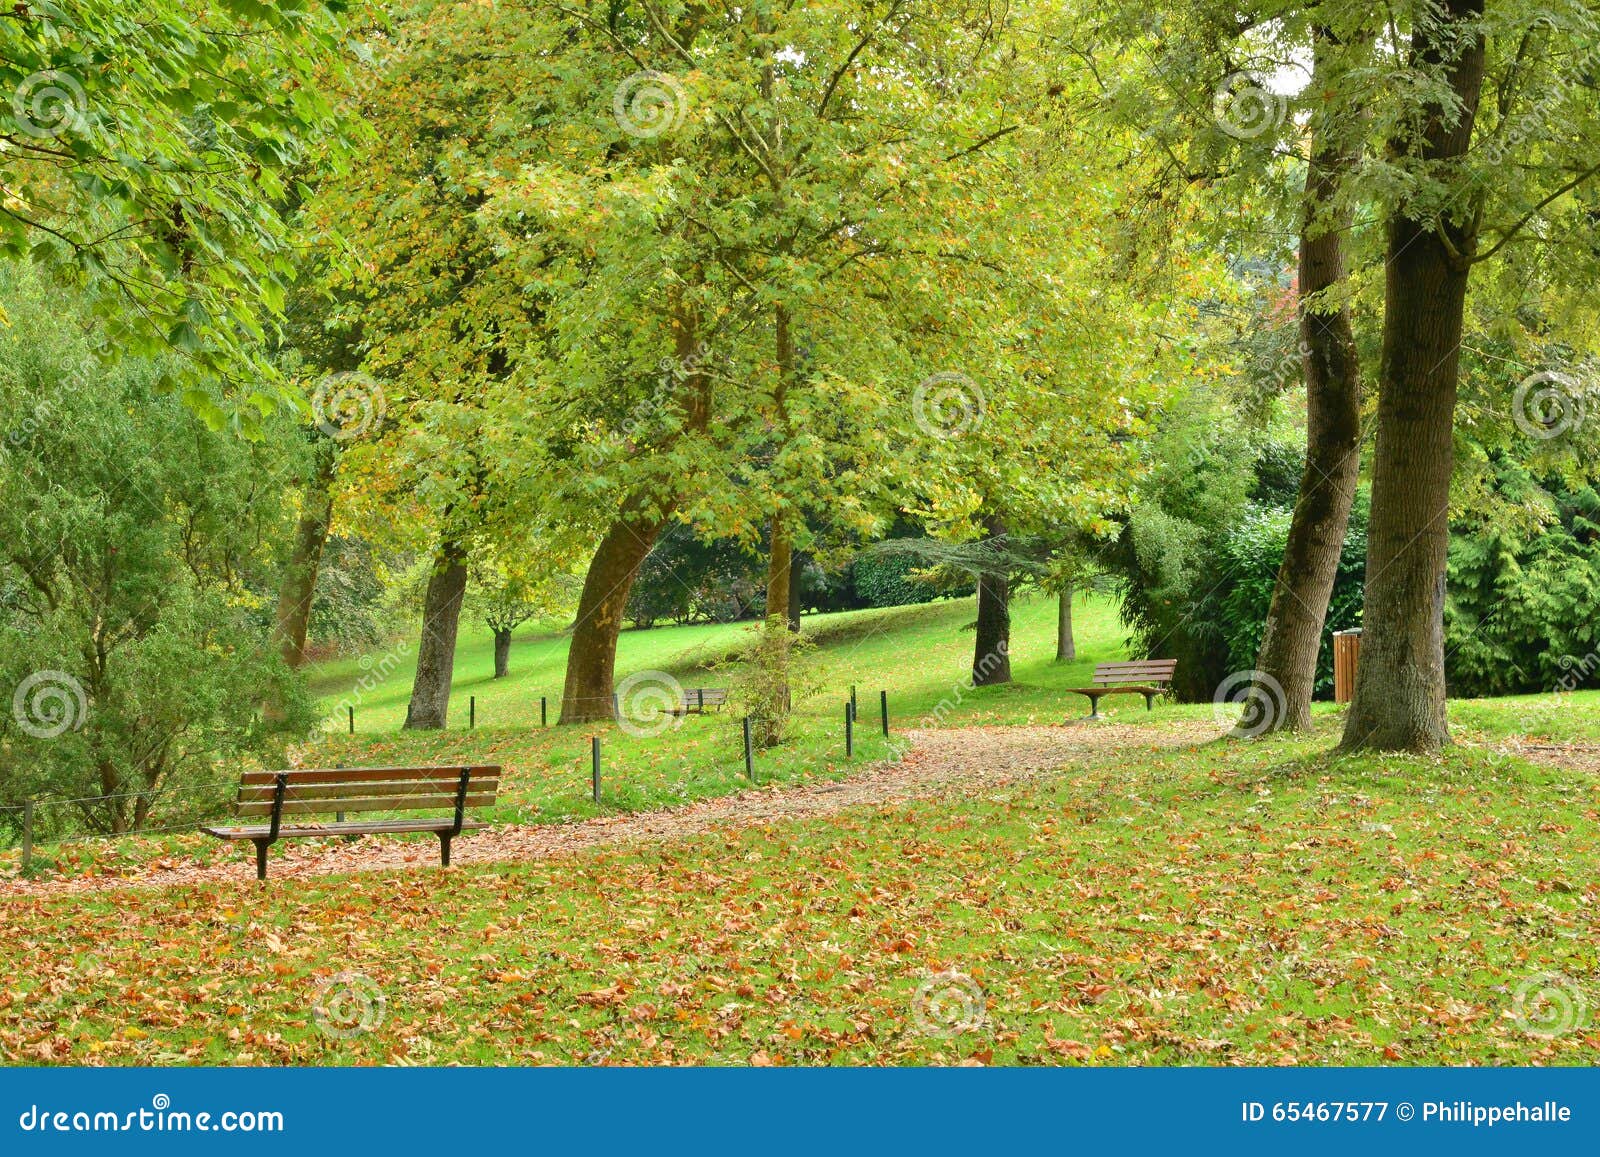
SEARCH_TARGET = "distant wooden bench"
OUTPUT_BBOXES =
[670,687,729,715]
[1065,660,1177,719]
[202,765,500,879]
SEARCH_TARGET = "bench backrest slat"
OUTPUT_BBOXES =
[234,766,501,820]
[681,688,729,704]
[1091,660,1177,686]
[238,765,497,787]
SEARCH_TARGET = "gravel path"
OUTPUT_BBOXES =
[3,721,1218,897]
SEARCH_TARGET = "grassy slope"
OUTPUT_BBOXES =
[3,593,1599,1065]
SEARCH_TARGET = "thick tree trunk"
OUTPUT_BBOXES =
[493,628,512,679]
[1055,586,1076,662]
[403,542,468,730]
[558,302,711,724]
[560,501,670,723]
[1341,0,1484,753]
[972,516,1012,686]
[270,445,337,669]
[1245,25,1364,735]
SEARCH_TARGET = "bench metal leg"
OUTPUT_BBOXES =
[1143,693,1155,711]
[252,837,272,881]
[438,832,453,867]
[1086,694,1102,720]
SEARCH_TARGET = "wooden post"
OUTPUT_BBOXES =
[845,701,854,758]
[591,735,601,804]
[347,705,354,734]
[469,695,476,730]
[880,689,889,736]
[541,696,547,727]
[611,692,619,719]
[850,684,857,718]
[743,717,754,781]
[21,800,33,874]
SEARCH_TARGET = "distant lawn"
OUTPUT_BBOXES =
[306,590,1138,733]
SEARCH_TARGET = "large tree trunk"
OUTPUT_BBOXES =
[1341,0,1485,753]
[560,499,671,723]
[558,304,712,724]
[403,542,468,730]
[270,445,337,669]
[1055,585,1076,662]
[493,628,512,679]
[972,516,1012,686]
[1244,24,1364,735]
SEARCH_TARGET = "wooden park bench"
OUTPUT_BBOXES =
[202,765,501,880]
[1064,660,1178,720]
[670,687,729,716]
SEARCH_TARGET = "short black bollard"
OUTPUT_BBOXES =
[469,695,476,730]
[21,800,33,874]
[851,684,858,717]
[541,696,547,727]
[845,700,854,758]
[880,689,889,736]
[347,705,354,735]
[591,735,601,804]
[743,716,754,781]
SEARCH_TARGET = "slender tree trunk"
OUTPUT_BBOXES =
[972,516,1012,686]
[1055,585,1076,662]
[787,550,804,632]
[270,445,337,669]
[493,628,512,679]
[1341,0,1485,753]
[403,541,468,730]
[560,500,671,723]
[1245,25,1365,734]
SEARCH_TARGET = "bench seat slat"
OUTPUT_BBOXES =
[235,792,497,818]
[238,765,498,787]
[203,819,489,840]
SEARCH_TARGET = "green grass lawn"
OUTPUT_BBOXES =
[4,731,1596,1066]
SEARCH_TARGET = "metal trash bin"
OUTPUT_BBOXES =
[1332,628,1362,704]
